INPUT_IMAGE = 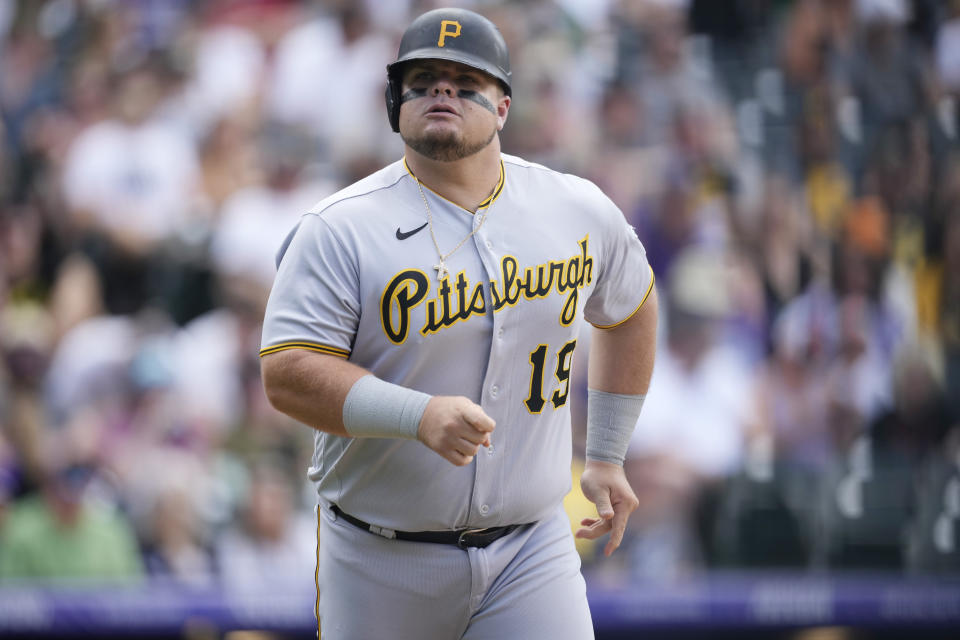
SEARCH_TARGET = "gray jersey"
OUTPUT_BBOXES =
[260,154,653,531]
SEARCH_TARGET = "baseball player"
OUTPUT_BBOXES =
[260,8,657,639]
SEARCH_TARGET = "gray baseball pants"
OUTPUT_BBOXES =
[315,503,595,639]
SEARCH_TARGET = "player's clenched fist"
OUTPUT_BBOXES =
[417,396,495,466]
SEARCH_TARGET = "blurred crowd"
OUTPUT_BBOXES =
[0,0,958,590]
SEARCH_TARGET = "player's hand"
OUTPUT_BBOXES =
[417,396,495,466]
[576,460,639,557]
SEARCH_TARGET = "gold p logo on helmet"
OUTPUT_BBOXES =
[438,20,461,47]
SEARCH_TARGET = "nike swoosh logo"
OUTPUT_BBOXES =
[396,222,428,240]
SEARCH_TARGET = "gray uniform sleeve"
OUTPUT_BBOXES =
[583,189,655,328]
[260,213,360,358]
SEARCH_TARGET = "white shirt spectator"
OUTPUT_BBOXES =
[210,179,335,290]
[61,119,201,243]
[216,466,317,595]
[266,17,398,163]
[184,25,266,131]
[216,511,316,593]
[171,309,245,434]
[45,314,139,421]
[630,343,755,478]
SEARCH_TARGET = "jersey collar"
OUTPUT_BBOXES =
[403,157,505,213]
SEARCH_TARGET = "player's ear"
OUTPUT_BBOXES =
[496,94,510,131]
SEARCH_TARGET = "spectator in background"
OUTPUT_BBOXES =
[623,246,759,581]
[0,0,65,160]
[0,301,57,494]
[196,114,261,214]
[799,90,854,240]
[141,484,215,587]
[823,292,896,451]
[266,2,398,171]
[42,307,140,429]
[215,456,315,594]
[492,3,594,170]
[838,0,935,182]
[210,121,335,313]
[620,0,726,149]
[812,337,945,571]
[751,173,817,325]
[104,321,243,539]
[871,338,953,464]
[178,5,267,136]
[756,296,833,475]
[0,438,143,582]
[60,56,202,315]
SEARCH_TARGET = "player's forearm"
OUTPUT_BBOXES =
[588,284,658,394]
[584,285,658,465]
[261,349,368,436]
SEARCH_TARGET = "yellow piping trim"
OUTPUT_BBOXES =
[258,342,350,358]
[477,161,505,208]
[315,506,321,639]
[591,266,655,329]
[403,158,505,212]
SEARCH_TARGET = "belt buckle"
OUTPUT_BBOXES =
[457,528,491,549]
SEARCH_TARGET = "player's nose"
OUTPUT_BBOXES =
[429,76,457,97]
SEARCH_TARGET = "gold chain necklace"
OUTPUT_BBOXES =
[414,178,492,281]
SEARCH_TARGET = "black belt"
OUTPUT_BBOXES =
[330,505,520,549]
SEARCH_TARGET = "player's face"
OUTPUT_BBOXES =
[398,60,510,162]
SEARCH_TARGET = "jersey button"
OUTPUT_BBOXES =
[497,328,504,339]
[485,240,493,249]
[490,385,499,398]
[479,504,490,514]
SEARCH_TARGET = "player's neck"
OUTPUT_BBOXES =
[404,142,502,213]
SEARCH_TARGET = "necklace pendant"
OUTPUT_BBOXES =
[433,260,449,281]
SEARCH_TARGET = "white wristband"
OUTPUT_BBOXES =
[342,375,431,440]
[585,388,646,465]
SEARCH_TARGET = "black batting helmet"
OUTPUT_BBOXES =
[385,8,511,133]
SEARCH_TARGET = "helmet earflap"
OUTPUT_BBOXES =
[385,74,402,133]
